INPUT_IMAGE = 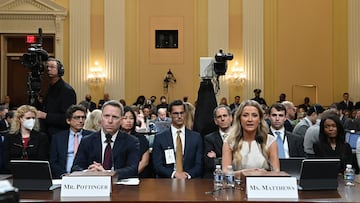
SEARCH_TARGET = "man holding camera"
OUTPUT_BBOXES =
[37,58,77,139]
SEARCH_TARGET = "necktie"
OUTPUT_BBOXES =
[176,130,183,172]
[74,133,79,156]
[103,134,113,170]
[275,131,285,158]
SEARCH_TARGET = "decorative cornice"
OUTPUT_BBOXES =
[0,0,67,16]
[1,0,51,11]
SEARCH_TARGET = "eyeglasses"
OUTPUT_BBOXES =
[72,116,86,120]
[172,111,185,116]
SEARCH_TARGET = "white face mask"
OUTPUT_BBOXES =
[22,119,35,130]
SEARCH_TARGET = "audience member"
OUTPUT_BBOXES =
[313,113,352,173]
[203,105,233,178]
[50,105,93,178]
[156,96,168,110]
[121,106,151,178]
[229,96,241,112]
[83,109,102,132]
[152,100,203,179]
[303,108,338,157]
[184,102,195,130]
[0,111,14,135]
[338,92,354,112]
[298,97,311,112]
[37,58,77,138]
[154,108,171,133]
[72,100,140,180]
[293,104,324,138]
[3,105,49,173]
[133,95,146,110]
[277,93,286,103]
[281,101,297,132]
[119,99,127,107]
[149,96,157,113]
[268,103,305,158]
[222,100,280,179]
[0,105,8,120]
[82,94,97,112]
[251,89,268,108]
[98,93,110,109]
[0,95,15,110]
[219,97,228,106]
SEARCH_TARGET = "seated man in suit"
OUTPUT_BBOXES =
[152,100,203,179]
[72,100,140,180]
[50,105,93,178]
[203,105,232,178]
[268,103,305,158]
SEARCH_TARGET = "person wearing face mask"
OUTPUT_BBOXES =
[3,105,49,173]
[156,96,168,111]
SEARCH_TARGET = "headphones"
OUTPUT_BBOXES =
[48,57,64,77]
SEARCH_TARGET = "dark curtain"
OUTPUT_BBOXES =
[193,79,218,137]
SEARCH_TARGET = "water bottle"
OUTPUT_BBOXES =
[344,164,355,186]
[225,165,235,188]
[213,165,223,190]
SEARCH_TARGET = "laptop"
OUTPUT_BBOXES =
[279,157,304,180]
[345,132,360,149]
[10,160,61,191]
[298,158,340,190]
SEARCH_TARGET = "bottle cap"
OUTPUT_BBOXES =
[215,165,221,169]
[346,164,352,169]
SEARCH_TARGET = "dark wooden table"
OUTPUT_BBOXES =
[19,177,360,202]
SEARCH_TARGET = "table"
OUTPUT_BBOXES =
[19,177,360,202]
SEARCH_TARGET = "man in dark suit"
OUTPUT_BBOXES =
[84,94,97,112]
[152,100,203,179]
[50,105,93,178]
[37,58,77,138]
[229,95,240,112]
[268,103,305,158]
[98,93,110,109]
[338,92,354,112]
[203,105,232,178]
[72,100,140,180]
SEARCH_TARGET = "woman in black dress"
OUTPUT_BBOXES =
[121,106,151,178]
[313,112,352,173]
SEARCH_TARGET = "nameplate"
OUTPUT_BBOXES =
[61,176,111,197]
[246,177,298,200]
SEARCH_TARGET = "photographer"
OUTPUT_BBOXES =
[37,58,76,139]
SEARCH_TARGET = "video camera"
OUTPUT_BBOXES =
[21,28,48,105]
[214,49,233,75]
[199,49,233,94]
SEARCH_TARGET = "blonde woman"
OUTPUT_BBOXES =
[184,102,195,130]
[222,100,279,178]
[83,109,102,132]
[3,105,49,172]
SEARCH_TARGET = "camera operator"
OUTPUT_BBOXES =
[37,58,77,139]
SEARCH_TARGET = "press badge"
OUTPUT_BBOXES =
[164,149,175,164]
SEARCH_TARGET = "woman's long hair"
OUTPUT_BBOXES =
[10,105,40,134]
[226,100,269,169]
[319,113,346,146]
[121,106,137,134]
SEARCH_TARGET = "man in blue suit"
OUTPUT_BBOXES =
[152,100,203,179]
[72,100,140,180]
[50,105,93,178]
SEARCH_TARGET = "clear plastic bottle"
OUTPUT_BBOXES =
[213,165,223,190]
[344,164,355,186]
[225,165,235,188]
